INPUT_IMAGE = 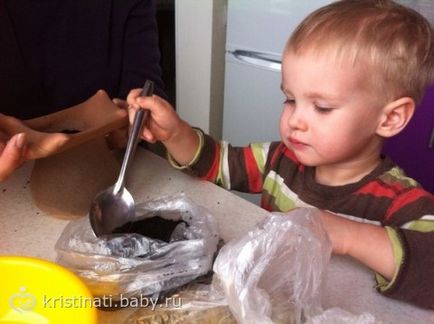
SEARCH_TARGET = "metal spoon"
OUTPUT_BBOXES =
[89,80,154,237]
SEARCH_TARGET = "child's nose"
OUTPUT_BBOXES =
[288,109,307,131]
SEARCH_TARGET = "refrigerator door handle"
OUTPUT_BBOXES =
[229,50,281,71]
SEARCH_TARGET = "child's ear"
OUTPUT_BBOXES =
[376,97,415,138]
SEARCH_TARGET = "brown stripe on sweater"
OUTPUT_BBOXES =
[381,229,434,309]
[227,144,250,192]
[304,193,392,223]
[386,195,434,226]
[190,133,218,178]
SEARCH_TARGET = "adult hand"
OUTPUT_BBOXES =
[106,98,129,149]
[0,132,27,182]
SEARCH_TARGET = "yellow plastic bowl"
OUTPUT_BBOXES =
[0,256,97,324]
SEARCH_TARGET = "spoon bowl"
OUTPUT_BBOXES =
[89,80,153,237]
[89,185,135,236]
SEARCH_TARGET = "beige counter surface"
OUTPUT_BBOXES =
[1,148,432,323]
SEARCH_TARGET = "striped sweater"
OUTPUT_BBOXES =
[187,133,434,309]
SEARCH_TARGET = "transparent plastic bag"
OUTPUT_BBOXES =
[126,283,236,324]
[213,208,332,324]
[306,308,379,324]
[55,193,219,300]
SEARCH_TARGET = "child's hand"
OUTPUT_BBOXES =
[127,89,182,144]
[126,88,199,166]
[318,210,354,255]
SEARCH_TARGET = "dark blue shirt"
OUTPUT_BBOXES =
[0,0,165,119]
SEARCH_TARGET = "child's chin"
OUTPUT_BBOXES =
[294,154,317,167]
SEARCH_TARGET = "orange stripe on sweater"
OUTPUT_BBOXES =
[282,146,299,162]
[355,181,401,199]
[244,147,262,192]
[202,142,220,182]
[386,188,432,220]
[260,196,273,211]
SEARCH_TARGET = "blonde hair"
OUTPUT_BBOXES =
[286,0,434,104]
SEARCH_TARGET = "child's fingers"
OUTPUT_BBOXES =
[136,95,168,115]
[142,127,156,143]
[128,104,140,125]
[126,88,144,105]
[127,94,176,141]
[128,104,155,140]
[136,96,177,129]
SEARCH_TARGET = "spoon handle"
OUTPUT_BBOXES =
[114,80,154,194]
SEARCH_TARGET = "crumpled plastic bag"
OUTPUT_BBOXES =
[213,208,332,324]
[121,206,377,324]
[306,308,380,324]
[126,283,237,324]
[55,193,219,300]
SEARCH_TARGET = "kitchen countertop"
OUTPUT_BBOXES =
[1,148,432,323]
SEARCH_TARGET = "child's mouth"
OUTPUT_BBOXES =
[288,137,308,150]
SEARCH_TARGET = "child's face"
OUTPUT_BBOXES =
[280,50,385,168]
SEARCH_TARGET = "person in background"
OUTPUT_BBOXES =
[1,0,166,119]
[0,0,166,180]
[127,0,434,309]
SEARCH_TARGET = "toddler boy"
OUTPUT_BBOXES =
[128,0,434,308]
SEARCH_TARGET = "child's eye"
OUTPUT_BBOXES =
[284,98,295,105]
[314,105,333,113]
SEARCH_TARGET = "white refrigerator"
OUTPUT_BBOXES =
[222,0,333,203]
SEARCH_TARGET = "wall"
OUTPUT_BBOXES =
[383,86,434,193]
[175,0,227,138]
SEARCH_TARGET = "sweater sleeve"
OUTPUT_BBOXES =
[376,189,434,309]
[188,132,271,193]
